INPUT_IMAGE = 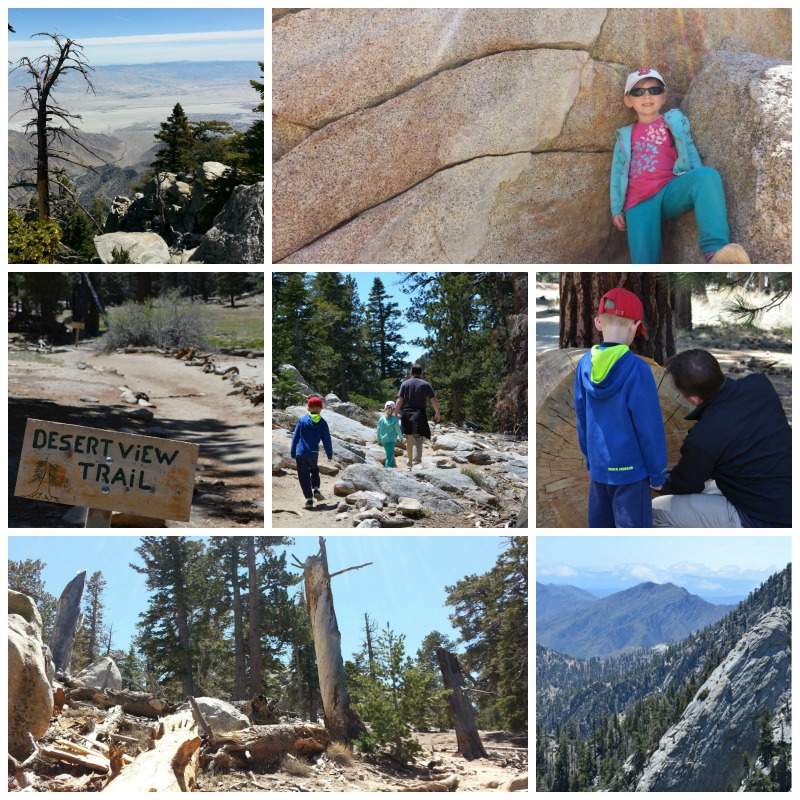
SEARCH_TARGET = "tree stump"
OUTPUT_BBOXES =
[536,348,696,528]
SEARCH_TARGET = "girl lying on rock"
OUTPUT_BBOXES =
[610,67,750,265]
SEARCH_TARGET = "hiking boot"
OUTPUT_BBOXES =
[313,489,324,501]
[407,461,413,470]
[709,243,751,264]
[305,498,314,508]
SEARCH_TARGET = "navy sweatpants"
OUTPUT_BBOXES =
[589,478,652,527]
[295,453,321,499]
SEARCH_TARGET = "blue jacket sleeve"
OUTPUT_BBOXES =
[662,428,716,494]
[628,366,668,485]
[609,134,626,216]
[322,421,333,460]
[290,419,301,458]
[682,116,704,170]
[574,366,589,470]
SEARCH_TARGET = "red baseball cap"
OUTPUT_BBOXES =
[598,288,646,336]
[307,395,323,409]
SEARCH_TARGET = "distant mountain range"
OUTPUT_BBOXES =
[537,581,736,658]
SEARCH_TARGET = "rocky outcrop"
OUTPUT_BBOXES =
[635,606,791,792]
[8,590,54,759]
[273,8,791,263]
[105,162,230,239]
[191,697,249,733]
[94,231,171,264]
[664,50,791,264]
[190,182,264,264]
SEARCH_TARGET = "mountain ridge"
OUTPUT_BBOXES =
[537,580,735,659]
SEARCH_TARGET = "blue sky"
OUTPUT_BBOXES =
[8,8,264,65]
[9,534,509,660]
[536,535,791,602]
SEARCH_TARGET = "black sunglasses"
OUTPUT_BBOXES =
[629,86,665,97]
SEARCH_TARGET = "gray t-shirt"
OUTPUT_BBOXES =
[398,376,435,408]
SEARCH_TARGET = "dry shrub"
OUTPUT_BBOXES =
[280,754,312,777]
[326,742,354,768]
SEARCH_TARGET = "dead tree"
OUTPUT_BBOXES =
[293,537,369,742]
[10,32,104,223]
[435,648,488,760]
[50,570,87,673]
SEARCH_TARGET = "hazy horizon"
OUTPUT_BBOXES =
[8,8,264,66]
[537,535,791,602]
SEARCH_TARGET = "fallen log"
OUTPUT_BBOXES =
[536,348,696,528]
[103,711,200,793]
[66,687,176,718]
[40,743,109,773]
[206,722,331,769]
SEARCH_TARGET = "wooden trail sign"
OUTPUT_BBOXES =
[14,419,199,523]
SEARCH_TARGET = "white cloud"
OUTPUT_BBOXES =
[628,563,671,583]
[539,565,578,578]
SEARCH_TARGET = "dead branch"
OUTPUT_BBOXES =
[188,696,213,738]
[329,561,373,579]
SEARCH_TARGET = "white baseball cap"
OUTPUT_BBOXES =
[384,400,396,409]
[625,68,666,95]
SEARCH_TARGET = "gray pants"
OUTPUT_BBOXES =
[405,435,423,466]
[652,481,742,528]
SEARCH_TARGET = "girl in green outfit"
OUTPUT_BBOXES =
[377,401,403,468]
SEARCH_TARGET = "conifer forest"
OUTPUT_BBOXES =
[8,535,529,792]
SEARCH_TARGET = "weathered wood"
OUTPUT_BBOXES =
[66,687,176,718]
[50,571,87,672]
[208,722,331,767]
[435,648,488,760]
[103,711,200,793]
[536,348,696,528]
[14,418,199,521]
[301,537,367,742]
[41,742,110,773]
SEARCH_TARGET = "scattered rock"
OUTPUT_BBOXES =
[94,232,171,264]
[74,657,123,692]
[191,697,250,733]
[397,497,424,518]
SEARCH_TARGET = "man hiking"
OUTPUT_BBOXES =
[395,364,441,470]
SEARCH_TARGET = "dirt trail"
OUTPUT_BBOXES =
[9,346,264,528]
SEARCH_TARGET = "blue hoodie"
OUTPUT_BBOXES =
[291,413,333,459]
[574,345,667,486]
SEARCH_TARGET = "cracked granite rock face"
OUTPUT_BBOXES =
[635,606,791,793]
[272,8,791,263]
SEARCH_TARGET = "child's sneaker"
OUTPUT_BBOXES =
[709,243,751,264]
[305,498,314,508]
[313,489,324,501]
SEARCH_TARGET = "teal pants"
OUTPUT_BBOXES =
[383,443,396,468]
[625,167,730,264]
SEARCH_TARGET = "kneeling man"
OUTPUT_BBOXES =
[652,349,791,527]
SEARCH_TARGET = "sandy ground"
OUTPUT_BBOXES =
[9,345,264,528]
[535,283,792,422]
[198,730,528,793]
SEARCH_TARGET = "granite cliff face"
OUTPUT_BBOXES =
[635,606,791,792]
[272,8,791,264]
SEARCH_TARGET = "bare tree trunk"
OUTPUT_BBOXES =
[231,545,247,700]
[247,537,263,695]
[50,571,87,673]
[172,579,194,698]
[364,613,376,680]
[300,537,366,742]
[36,103,50,222]
[435,648,487,760]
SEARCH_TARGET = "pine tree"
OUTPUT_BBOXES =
[363,277,408,390]
[131,536,205,698]
[273,273,313,372]
[8,557,58,637]
[152,103,194,174]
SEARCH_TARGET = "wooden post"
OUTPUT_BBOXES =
[435,648,488,760]
[297,537,367,742]
[50,571,87,673]
[85,509,112,527]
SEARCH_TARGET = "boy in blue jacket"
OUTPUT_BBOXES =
[574,288,667,527]
[290,395,333,508]
[610,68,750,265]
